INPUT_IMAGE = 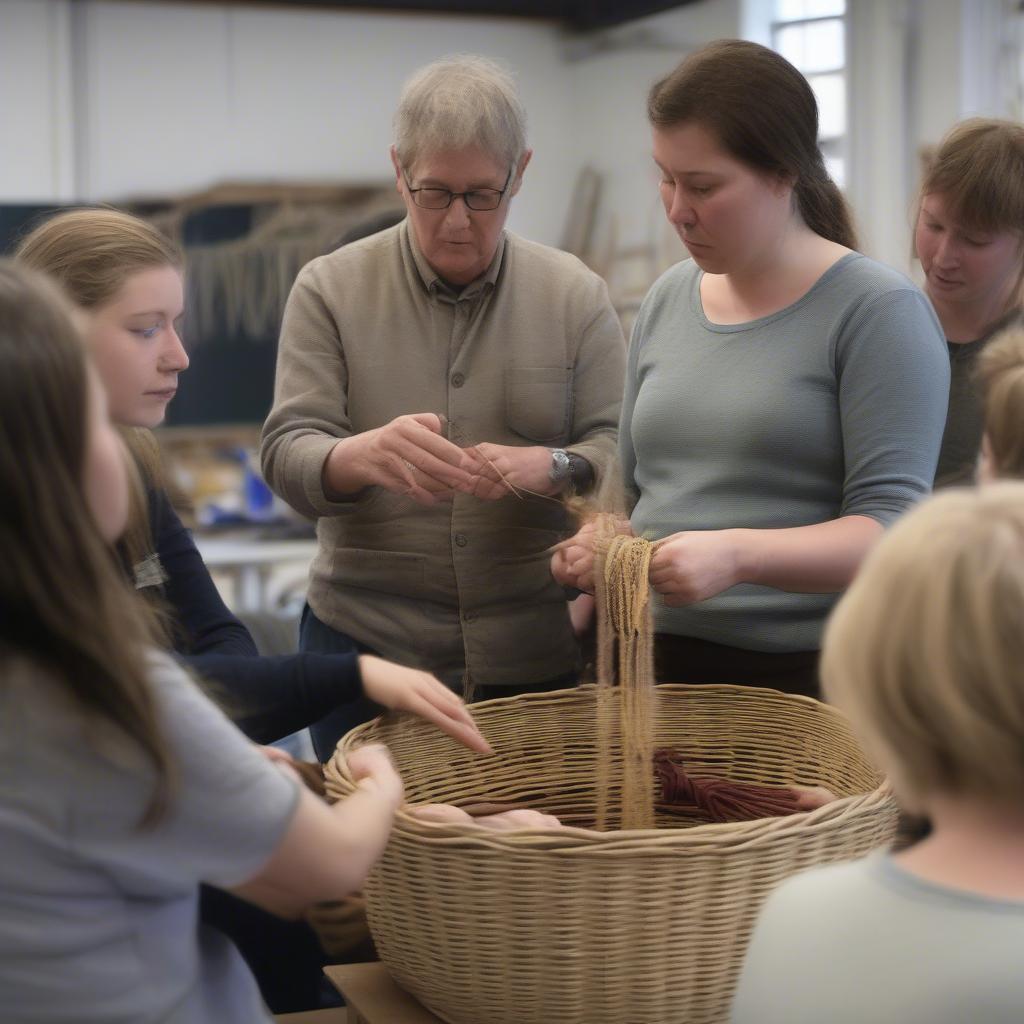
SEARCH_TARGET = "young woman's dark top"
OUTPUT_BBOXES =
[147,488,364,743]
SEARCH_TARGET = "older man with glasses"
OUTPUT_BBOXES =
[262,55,626,758]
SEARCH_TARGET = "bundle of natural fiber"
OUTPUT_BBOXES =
[593,517,657,830]
[177,190,401,342]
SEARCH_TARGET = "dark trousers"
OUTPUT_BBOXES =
[199,887,339,1014]
[301,604,580,759]
[300,605,380,763]
[653,632,821,699]
[470,672,577,704]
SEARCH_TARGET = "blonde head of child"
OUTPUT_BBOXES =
[977,325,1024,482]
[733,481,1024,1021]
[821,483,1024,851]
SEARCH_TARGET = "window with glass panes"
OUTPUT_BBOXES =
[772,0,847,186]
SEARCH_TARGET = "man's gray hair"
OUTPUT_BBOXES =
[393,55,527,172]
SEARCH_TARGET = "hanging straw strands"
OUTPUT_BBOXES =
[452,461,813,833]
[446,454,659,832]
[593,516,657,830]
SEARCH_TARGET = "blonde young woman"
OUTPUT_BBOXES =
[16,208,488,755]
[731,483,1024,1023]
[0,261,404,1024]
[915,118,1024,486]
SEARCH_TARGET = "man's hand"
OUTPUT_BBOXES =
[324,413,476,505]
[462,443,558,500]
[550,517,632,593]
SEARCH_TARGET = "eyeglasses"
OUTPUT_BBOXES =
[402,166,514,211]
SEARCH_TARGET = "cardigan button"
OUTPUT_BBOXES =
[451,372,465,388]
[454,533,468,548]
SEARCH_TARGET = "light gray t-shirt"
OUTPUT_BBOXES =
[621,253,950,652]
[732,852,1024,1023]
[0,652,300,1023]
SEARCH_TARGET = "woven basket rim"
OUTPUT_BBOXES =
[468,680,827,708]
[327,683,892,852]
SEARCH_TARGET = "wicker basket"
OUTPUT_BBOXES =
[324,684,897,1024]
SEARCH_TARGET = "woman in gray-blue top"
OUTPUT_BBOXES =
[553,40,950,696]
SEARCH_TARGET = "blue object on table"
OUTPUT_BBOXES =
[244,457,275,522]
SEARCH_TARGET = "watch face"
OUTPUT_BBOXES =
[550,448,571,481]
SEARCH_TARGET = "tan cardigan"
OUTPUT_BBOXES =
[261,221,625,687]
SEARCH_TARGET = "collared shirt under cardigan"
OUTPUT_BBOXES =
[261,220,626,688]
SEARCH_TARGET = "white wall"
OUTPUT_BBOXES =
[0,0,74,200]
[1,0,1019,261]
[567,0,741,260]
[848,0,1021,271]
[0,0,574,244]
[845,0,918,269]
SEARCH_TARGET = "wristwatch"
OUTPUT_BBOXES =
[549,448,572,486]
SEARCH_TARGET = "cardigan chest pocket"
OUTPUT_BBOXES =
[505,366,573,444]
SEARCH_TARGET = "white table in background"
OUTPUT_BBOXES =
[193,535,317,614]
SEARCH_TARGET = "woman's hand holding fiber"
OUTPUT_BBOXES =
[649,530,744,606]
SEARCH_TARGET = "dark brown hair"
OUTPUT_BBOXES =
[648,39,858,250]
[0,261,174,824]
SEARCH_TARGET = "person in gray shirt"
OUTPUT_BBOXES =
[913,118,1024,488]
[552,40,949,695]
[732,483,1024,1024]
[0,263,405,1023]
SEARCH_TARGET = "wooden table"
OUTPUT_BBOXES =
[323,963,444,1024]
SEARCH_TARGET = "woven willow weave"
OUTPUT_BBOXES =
[325,684,897,1024]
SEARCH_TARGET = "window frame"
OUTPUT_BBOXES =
[770,2,849,187]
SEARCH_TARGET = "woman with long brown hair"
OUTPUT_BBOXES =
[0,260,405,1023]
[17,207,489,1013]
[553,40,950,695]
